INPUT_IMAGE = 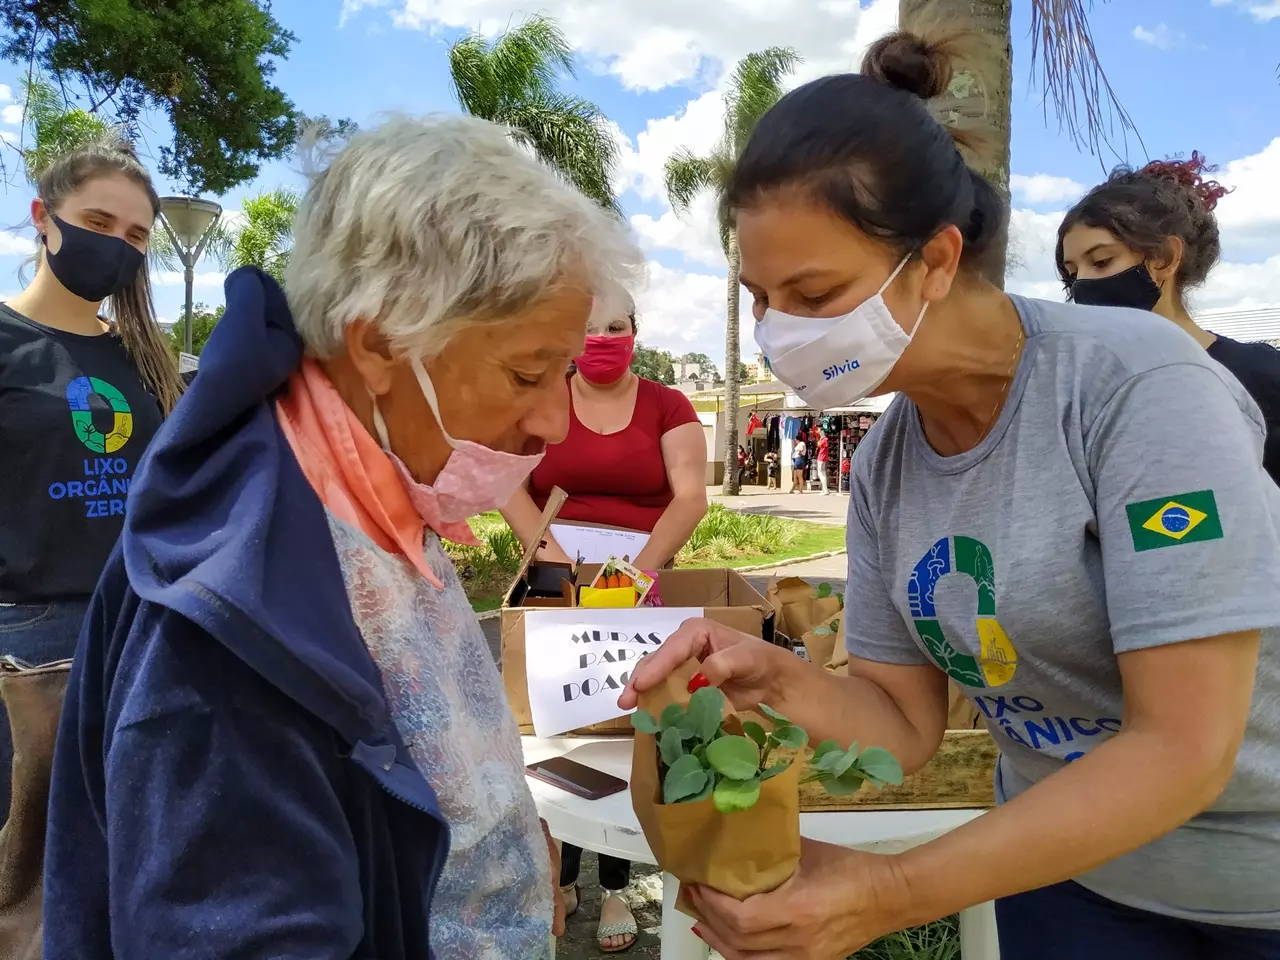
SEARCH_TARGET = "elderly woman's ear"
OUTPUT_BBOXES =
[340,319,398,396]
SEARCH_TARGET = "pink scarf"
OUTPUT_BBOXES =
[275,359,479,589]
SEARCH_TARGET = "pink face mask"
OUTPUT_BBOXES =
[371,359,545,524]
[575,334,635,385]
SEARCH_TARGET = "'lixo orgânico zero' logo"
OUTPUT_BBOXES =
[66,375,133,454]
[907,535,1017,688]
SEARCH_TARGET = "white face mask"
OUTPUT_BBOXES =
[754,253,926,410]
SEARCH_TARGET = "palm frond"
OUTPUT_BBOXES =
[19,75,114,185]
[451,15,576,120]
[663,150,721,213]
[449,15,617,213]
[1028,0,1142,160]
[723,47,801,156]
[208,188,300,281]
[147,228,180,274]
[448,35,500,119]
[489,15,576,97]
[501,95,621,214]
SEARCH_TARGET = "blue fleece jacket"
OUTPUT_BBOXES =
[44,268,450,959]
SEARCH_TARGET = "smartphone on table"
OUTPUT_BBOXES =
[525,756,628,800]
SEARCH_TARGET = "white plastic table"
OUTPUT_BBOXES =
[525,736,1000,960]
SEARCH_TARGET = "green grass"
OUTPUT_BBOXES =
[444,504,845,611]
[850,917,961,960]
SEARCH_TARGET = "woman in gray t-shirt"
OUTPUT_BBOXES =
[622,25,1280,960]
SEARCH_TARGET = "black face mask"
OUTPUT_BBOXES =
[1069,264,1162,312]
[42,213,144,303]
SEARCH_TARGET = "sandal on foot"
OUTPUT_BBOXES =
[597,893,637,954]
[560,882,581,920]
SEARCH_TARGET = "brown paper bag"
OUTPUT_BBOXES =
[801,609,844,668]
[630,660,802,916]
[765,578,841,641]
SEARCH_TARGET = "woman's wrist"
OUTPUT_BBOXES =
[763,640,820,714]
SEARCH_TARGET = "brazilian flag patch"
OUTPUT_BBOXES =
[1125,490,1224,552]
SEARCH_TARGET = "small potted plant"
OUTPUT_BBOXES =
[629,660,902,914]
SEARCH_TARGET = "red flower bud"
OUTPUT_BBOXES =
[687,672,711,693]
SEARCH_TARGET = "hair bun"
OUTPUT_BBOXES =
[862,31,952,100]
[1138,151,1230,212]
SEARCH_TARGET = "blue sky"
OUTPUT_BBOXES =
[0,0,1275,365]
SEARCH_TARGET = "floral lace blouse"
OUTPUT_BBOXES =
[326,511,552,959]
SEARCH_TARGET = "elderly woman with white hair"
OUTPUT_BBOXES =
[42,114,643,959]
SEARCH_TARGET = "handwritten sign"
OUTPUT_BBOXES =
[525,607,702,737]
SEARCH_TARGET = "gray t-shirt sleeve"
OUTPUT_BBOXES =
[1087,363,1280,653]
[844,474,932,666]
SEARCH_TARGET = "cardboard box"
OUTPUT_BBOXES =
[500,490,776,735]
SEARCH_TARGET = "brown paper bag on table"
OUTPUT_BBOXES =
[801,608,844,668]
[765,578,842,641]
[630,659,802,918]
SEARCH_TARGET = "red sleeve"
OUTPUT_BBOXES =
[655,381,699,435]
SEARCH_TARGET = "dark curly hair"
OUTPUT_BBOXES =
[1056,152,1231,305]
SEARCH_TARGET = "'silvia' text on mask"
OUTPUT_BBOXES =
[753,253,926,410]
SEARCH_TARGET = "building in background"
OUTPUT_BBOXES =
[1197,306,1280,347]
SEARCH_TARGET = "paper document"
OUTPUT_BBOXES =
[524,607,702,736]
[549,523,650,565]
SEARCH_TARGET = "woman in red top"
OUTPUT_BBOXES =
[502,302,707,952]
[505,305,707,569]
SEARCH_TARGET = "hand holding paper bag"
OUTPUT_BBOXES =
[684,835,913,959]
[630,659,803,916]
[628,657,904,922]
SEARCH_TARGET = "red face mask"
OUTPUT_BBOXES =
[575,334,635,385]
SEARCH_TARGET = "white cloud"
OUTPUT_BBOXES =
[0,84,11,103]
[0,230,31,256]
[630,194,725,269]
[1211,0,1280,21]
[1213,137,1280,259]
[1010,174,1086,205]
[1132,23,1182,49]
[346,0,897,93]
[634,261,736,358]
[153,270,227,289]
[1,104,23,126]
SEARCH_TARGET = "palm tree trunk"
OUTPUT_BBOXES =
[721,228,743,496]
[899,0,1012,288]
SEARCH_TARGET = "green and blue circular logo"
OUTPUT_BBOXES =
[906,535,1017,688]
[66,376,133,454]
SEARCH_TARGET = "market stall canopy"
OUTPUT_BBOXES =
[743,393,895,415]
[690,381,894,415]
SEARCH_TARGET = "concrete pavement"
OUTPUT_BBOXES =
[711,485,849,526]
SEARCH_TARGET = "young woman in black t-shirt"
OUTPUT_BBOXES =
[0,134,181,809]
[1057,154,1280,484]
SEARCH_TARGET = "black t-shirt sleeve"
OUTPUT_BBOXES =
[1207,337,1280,485]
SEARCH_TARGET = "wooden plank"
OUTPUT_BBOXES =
[799,729,998,812]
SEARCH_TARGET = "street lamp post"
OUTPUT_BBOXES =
[158,196,223,355]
